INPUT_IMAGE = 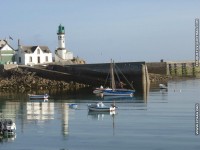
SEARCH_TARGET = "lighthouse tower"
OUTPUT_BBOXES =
[55,24,73,62]
[58,24,65,50]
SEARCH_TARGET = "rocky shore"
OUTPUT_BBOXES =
[0,68,88,92]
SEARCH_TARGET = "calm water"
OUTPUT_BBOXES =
[0,79,200,150]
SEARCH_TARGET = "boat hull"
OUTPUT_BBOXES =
[88,103,115,112]
[103,90,133,96]
[28,94,49,99]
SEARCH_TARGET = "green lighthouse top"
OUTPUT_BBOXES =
[57,24,65,34]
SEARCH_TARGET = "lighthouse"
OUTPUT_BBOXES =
[57,24,65,49]
[55,24,73,61]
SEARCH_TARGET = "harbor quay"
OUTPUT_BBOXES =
[0,60,199,93]
[147,61,200,77]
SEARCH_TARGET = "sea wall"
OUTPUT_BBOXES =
[147,61,200,77]
[146,62,167,75]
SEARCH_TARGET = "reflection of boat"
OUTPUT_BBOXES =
[159,84,167,89]
[0,119,16,136]
[88,111,116,120]
[0,133,16,142]
[88,109,116,136]
[88,102,116,112]
[68,103,78,109]
[28,94,49,99]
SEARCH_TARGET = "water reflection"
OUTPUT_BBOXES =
[26,102,54,120]
[61,103,69,136]
[87,111,116,136]
[0,134,16,143]
[87,111,116,120]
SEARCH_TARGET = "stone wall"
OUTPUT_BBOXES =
[146,62,167,75]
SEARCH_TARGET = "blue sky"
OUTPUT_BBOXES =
[1,0,200,63]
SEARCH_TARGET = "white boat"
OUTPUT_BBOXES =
[28,94,49,99]
[88,102,116,112]
[93,86,112,94]
[159,84,167,89]
[0,119,16,135]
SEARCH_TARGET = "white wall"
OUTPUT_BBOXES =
[17,46,52,65]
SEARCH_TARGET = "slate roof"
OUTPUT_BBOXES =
[21,46,51,53]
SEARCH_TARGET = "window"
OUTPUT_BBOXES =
[19,57,21,63]
[29,56,32,62]
[46,56,48,62]
[37,49,40,54]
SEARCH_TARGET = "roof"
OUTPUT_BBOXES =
[0,39,15,51]
[20,46,51,53]
[0,40,7,49]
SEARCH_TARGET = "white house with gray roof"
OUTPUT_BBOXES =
[16,41,52,65]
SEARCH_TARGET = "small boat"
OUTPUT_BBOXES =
[93,86,112,94]
[28,94,49,99]
[88,102,116,112]
[69,103,78,109]
[102,60,135,96]
[103,89,134,96]
[0,119,16,135]
[159,84,167,89]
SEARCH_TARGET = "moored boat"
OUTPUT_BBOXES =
[93,86,112,94]
[102,60,135,96]
[103,89,134,96]
[28,94,49,99]
[88,102,116,112]
[69,103,78,109]
[0,119,16,136]
[159,84,167,89]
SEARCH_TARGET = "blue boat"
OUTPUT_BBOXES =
[103,89,134,96]
[102,60,135,96]
[88,102,116,112]
[68,103,78,109]
[28,94,49,99]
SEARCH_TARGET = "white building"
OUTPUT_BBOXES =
[16,41,52,65]
[55,24,73,62]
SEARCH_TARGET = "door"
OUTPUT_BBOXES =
[37,56,40,63]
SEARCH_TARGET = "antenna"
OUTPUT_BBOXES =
[195,18,199,67]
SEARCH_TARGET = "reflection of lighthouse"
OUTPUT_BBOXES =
[55,24,73,62]
[62,103,69,136]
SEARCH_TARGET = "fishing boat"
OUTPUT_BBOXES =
[28,94,49,99]
[88,102,116,112]
[102,60,135,96]
[0,119,16,135]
